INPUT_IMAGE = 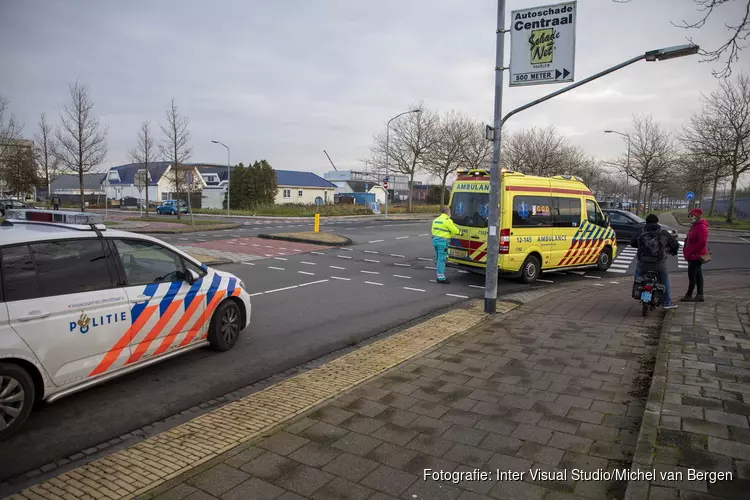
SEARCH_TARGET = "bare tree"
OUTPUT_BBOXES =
[369,104,438,211]
[625,115,676,215]
[461,122,493,171]
[425,112,472,207]
[614,0,749,78]
[700,74,750,222]
[129,120,157,216]
[160,98,193,219]
[503,126,567,176]
[56,81,108,211]
[34,113,59,206]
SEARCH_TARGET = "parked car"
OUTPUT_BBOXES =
[602,209,679,241]
[156,200,189,215]
[0,199,29,217]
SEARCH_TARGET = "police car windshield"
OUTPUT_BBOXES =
[451,192,489,228]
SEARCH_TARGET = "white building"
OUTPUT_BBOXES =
[274,170,336,205]
[324,170,410,202]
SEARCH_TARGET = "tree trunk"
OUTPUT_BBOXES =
[709,175,719,216]
[79,170,85,212]
[408,170,415,213]
[635,181,644,216]
[726,172,739,224]
[145,165,150,216]
[440,174,447,207]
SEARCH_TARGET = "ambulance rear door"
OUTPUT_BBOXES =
[448,181,490,265]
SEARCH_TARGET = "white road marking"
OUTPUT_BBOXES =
[265,254,274,257]
[536,279,554,283]
[311,251,325,255]
[678,265,688,269]
[298,271,315,275]
[456,270,469,274]
[390,254,406,258]
[268,266,285,271]
[364,259,380,263]
[396,236,410,239]
[179,237,189,241]
[569,271,586,275]
[607,269,627,274]
[610,264,631,269]
[365,281,384,286]
[249,292,264,297]
[330,276,351,280]
[301,261,316,265]
[393,275,412,279]
[469,285,485,289]
[265,246,275,249]
[425,266,437,270]
[241,262,255,266]
[369,240,384,243]
[361,270,379,274]
[609,281,620,284]
[593,283,605,287]
[337,255,352,259]
[274,257,288,261]
[330,265,346,270]
[394,263,411,267]
[252,244,260,247]
[265,285,298,294]
[279,247,288,250]
[364,250,379,254]
[446,293,469,299]
[419,233,429,236]
[299,279,329,287]
[584,275,601,279]
[365,225,377,228]
[403,287,426,292]
[340,247,353,251]
[417,257,432,261]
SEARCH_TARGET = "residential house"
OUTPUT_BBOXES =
[104,162,208,207]
[275,170,336,205]
[49,173,107,205]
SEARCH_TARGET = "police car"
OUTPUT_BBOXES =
[0,209,251,441]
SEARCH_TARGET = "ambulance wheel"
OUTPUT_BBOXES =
[0,362,35,442]
[519,255,541,284]
[208,300,241,352]
[597,248,613,271]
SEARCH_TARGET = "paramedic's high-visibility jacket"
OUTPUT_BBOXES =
[431,213,460,239]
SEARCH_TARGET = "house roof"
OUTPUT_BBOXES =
[276,170,336,188]
[107,162,172,185]
[52,173,106,191]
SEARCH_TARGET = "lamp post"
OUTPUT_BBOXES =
[482,37,699,314]
[385,109,421,219]
[604,130,631,211]
[211,140,231,216]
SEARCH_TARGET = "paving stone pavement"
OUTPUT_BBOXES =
[142,277,667,500]
[626,270,750,500]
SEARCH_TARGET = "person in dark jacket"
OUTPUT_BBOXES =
[681,208,709,302]
[630,214,680,309]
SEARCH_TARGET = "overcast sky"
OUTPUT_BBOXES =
[1,0,748,182]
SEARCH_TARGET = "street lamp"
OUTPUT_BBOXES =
[385,109,421,219]
[211,140,231,216]
[604,130,631,211]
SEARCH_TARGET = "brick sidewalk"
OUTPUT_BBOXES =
[141,278,666,500]
[626,270,750,500]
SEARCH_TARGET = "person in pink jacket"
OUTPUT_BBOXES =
[681,208,709,302]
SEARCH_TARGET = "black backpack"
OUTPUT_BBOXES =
[637,230,664,263]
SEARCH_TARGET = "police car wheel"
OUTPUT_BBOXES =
[597,248,613,271]
[0,363,35,442]
[208,301,241,352]
[520,255,540,284]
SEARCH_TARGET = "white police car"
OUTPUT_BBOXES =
[0,209,251,440]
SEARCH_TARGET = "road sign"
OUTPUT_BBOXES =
[686,191,695,200]
[509,1,577,87]
[383,181,389,190]
[365,183,369,191]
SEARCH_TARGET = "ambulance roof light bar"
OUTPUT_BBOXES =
[5,209,106,230]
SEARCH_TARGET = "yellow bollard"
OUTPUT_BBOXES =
[314,213,320,232]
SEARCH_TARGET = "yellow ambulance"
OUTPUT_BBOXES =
[446,168,616,283]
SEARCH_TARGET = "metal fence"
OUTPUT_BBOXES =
[699,196,750,220]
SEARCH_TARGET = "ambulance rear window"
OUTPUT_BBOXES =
[451,192,489,228]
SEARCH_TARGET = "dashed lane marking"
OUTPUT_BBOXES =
[394,263,411,267]
[391,254,406,258]
[311,251,326,255]
[268,266,285,271]
[393,275,412,279]
[403,287,426,292]
[329,265,346,270]
[369,240,384,243]
[446,293,469,299]
[364,259,380,263]
[337,255,352,259]
[274,257,288,261]
[361,270,379,275]
[469,285,485,289]
[364,250,379,254]
[417,257,432,261]
[301,261,316,265]
[419,233,430,236]
[298,271,315,275]
[330,276,351,280]
[593,283,605,287]
[340,248,353,251]
[425,266,437,270]
[396,236,410,240]
[365,281,384,286]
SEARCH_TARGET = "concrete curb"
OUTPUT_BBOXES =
[257,233,352,246]
[127,223,242,234]
[623,308,675,500]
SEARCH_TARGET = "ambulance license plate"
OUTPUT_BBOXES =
[640,291,652,303]
[449,249,468,258]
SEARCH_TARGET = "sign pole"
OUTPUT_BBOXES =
[484,0,506,315]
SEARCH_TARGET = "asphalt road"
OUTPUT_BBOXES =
[2,217,748,486]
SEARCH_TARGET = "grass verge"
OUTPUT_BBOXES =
[673,211,750,230]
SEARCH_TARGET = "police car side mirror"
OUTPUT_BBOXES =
[187,269,201,283]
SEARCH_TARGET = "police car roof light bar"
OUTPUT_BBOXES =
[5,209,106,230]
